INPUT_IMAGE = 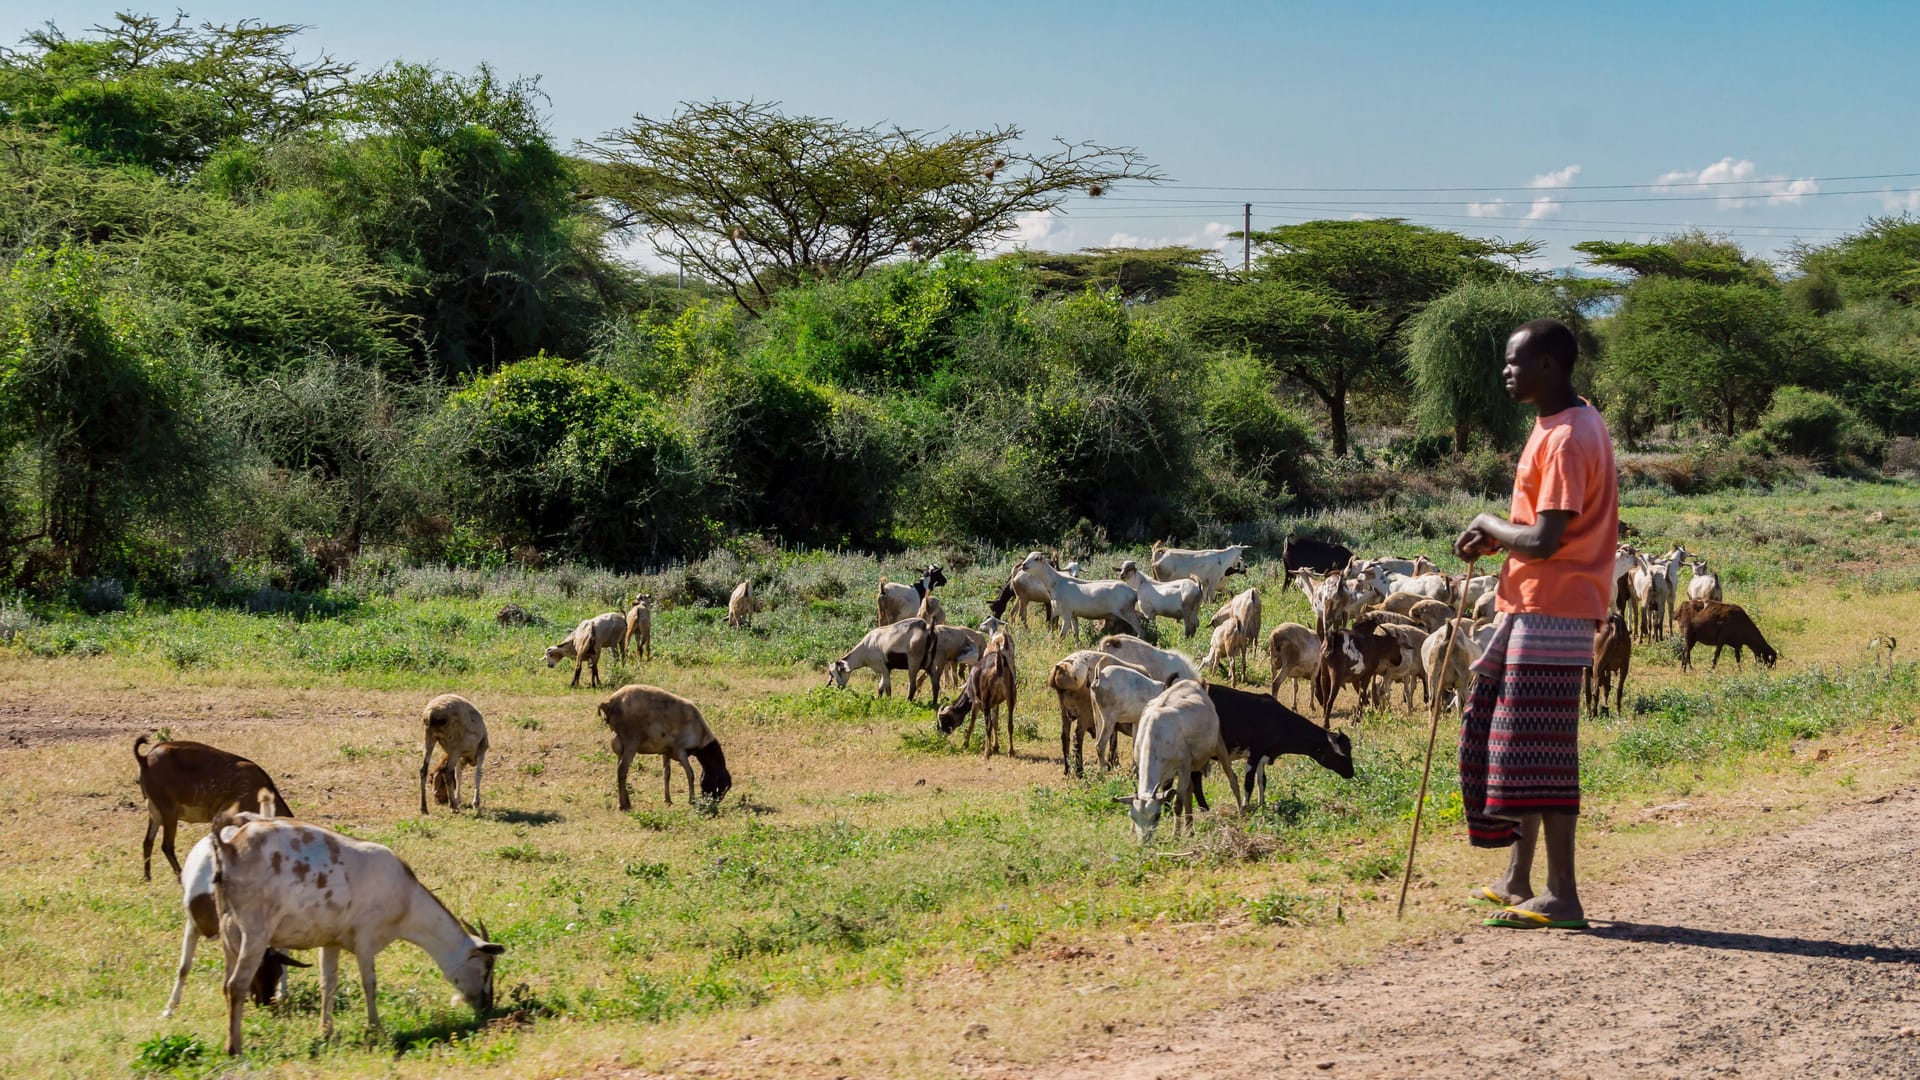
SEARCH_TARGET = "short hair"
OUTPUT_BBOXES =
[1511,318,1578,368]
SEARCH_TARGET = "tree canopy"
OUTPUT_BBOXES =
[1403,278,1561,451]
[584,100,1163,314]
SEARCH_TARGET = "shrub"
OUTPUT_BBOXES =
[1748,387,1884,472]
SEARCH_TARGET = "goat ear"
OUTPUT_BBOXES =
[1110,794,1133,804]
[279,952,312,969]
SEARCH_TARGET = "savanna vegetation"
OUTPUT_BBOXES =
[4,11,1920,1079]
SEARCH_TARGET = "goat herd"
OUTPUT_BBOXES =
[129,540,1776,1056]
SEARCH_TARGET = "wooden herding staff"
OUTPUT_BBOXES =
[1397,558,1480,920]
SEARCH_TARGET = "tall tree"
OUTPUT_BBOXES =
[1573,229,1777,285]
[277,63,627,376]
[1173,277,1374,455]
[1604,276,1811,436]
[1403,278,1561,451]
[1789,215,1920,306]
[0,11,355,177]
[583,100,1162,314]
[1191,219,1533,455]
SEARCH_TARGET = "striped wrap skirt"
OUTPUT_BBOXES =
[1458,613,1596,848]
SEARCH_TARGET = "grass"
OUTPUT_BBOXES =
[0,478,1917,1077]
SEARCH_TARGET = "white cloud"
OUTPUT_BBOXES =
[1466,198,1509,217]
[1881,188,1920,214]
[1653,157,1819,207]
[1529,164,1581,189]
[1525,196,1562,220]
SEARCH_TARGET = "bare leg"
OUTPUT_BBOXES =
[662,754,672,805]
[1481,813,1539,905]
[471,748,484,812]
[1510,812,1583,922]
[615,748,633,811]
[356,949,381,1039]
[679,753,696,802]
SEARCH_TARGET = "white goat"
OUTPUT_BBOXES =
[1016,552,1144,639]
[1048,650,1148,774]
[161,791,307,1019]
[727,581,755,628]
[1148,543,1250,598]
[1088,663,1165,770]
[1096,634,1202,685]
[1265,622,1322,709]
[877,565,947,626]
[545,612,627,688]
[418,693,488,814]
[208,817,503,1055]
[624,594,654,662]
[826,618,938,699]
[1687,559,1722,603]
[1114,558,1202,638]
[1201,614,1254,686]
[1208,587,1263,654]
[1115,679,1243,841]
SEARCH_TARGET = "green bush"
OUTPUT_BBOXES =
[1748,387,1884,472]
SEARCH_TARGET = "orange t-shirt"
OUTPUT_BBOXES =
[1494,401,1619,621]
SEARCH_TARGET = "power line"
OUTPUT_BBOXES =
[1068,185,1916,208]
[1141,171,1920,194]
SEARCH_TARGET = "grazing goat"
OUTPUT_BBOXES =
[1148,543,1250,599]
[727,581,756,628]
[987,563,1056,630]
[418,694,488,814]
[624,594,654,661]
[1687,559,1722,603]
[1114,558,1203,637]
[1405,598,1456,634]
[915,591,948,628]
[1193,684,1355,809]
[1675,600,1778,672]
[134,734,292,882]
[1048,650,1146,775]
[1266,622,1322,709]
[1657,545,1692,637]
[1087,663,1167,771]
[1016,552,1145,639]
[1421,619,1490,715]
[927,624,988,703]
[1312,630,1399,726]
[827,618,938,700]
[207,815,502,1055]
[1386,572,1450,603]
[878,565,948,626]
[545,612,627,688]
[599,684,732,809]
[1281,535,1353,575]
[941,633,1018,758]
[1115,679,1243,841]
[161,790,308,1018]
[1584,613,1632,716]
[1372,623,1430,710]
[1209,588,1263,655]
[1097,634,1202,685]
[1201,614,1255,686]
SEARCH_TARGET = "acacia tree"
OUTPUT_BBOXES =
[1403,278,1561,452]
[584,100,1162,314]
[1173,278,1375,455]
[1605,277,1808,436]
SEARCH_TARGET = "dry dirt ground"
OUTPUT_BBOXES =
[988,788,1920,1080]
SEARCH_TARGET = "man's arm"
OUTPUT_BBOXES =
[1455,509,1574,561]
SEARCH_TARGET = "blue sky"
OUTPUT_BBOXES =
[23,1,1920,269]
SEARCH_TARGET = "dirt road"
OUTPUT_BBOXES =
[1003,788,1920,1080]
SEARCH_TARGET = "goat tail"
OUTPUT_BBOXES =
[133,733,153,767]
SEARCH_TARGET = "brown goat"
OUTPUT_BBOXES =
[1585,613,1632,716]
[1675,599,1778,672]
[946,633,1018,758]
[1312,629,1399,726]
[133,735,291,881]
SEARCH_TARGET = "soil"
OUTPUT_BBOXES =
[997,788,1920,1080]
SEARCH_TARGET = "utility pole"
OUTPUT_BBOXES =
[1243,202,1252,275]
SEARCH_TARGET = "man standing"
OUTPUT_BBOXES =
[1454,318,1617,930]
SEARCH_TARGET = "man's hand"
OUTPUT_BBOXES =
[1455,526,1500,560]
